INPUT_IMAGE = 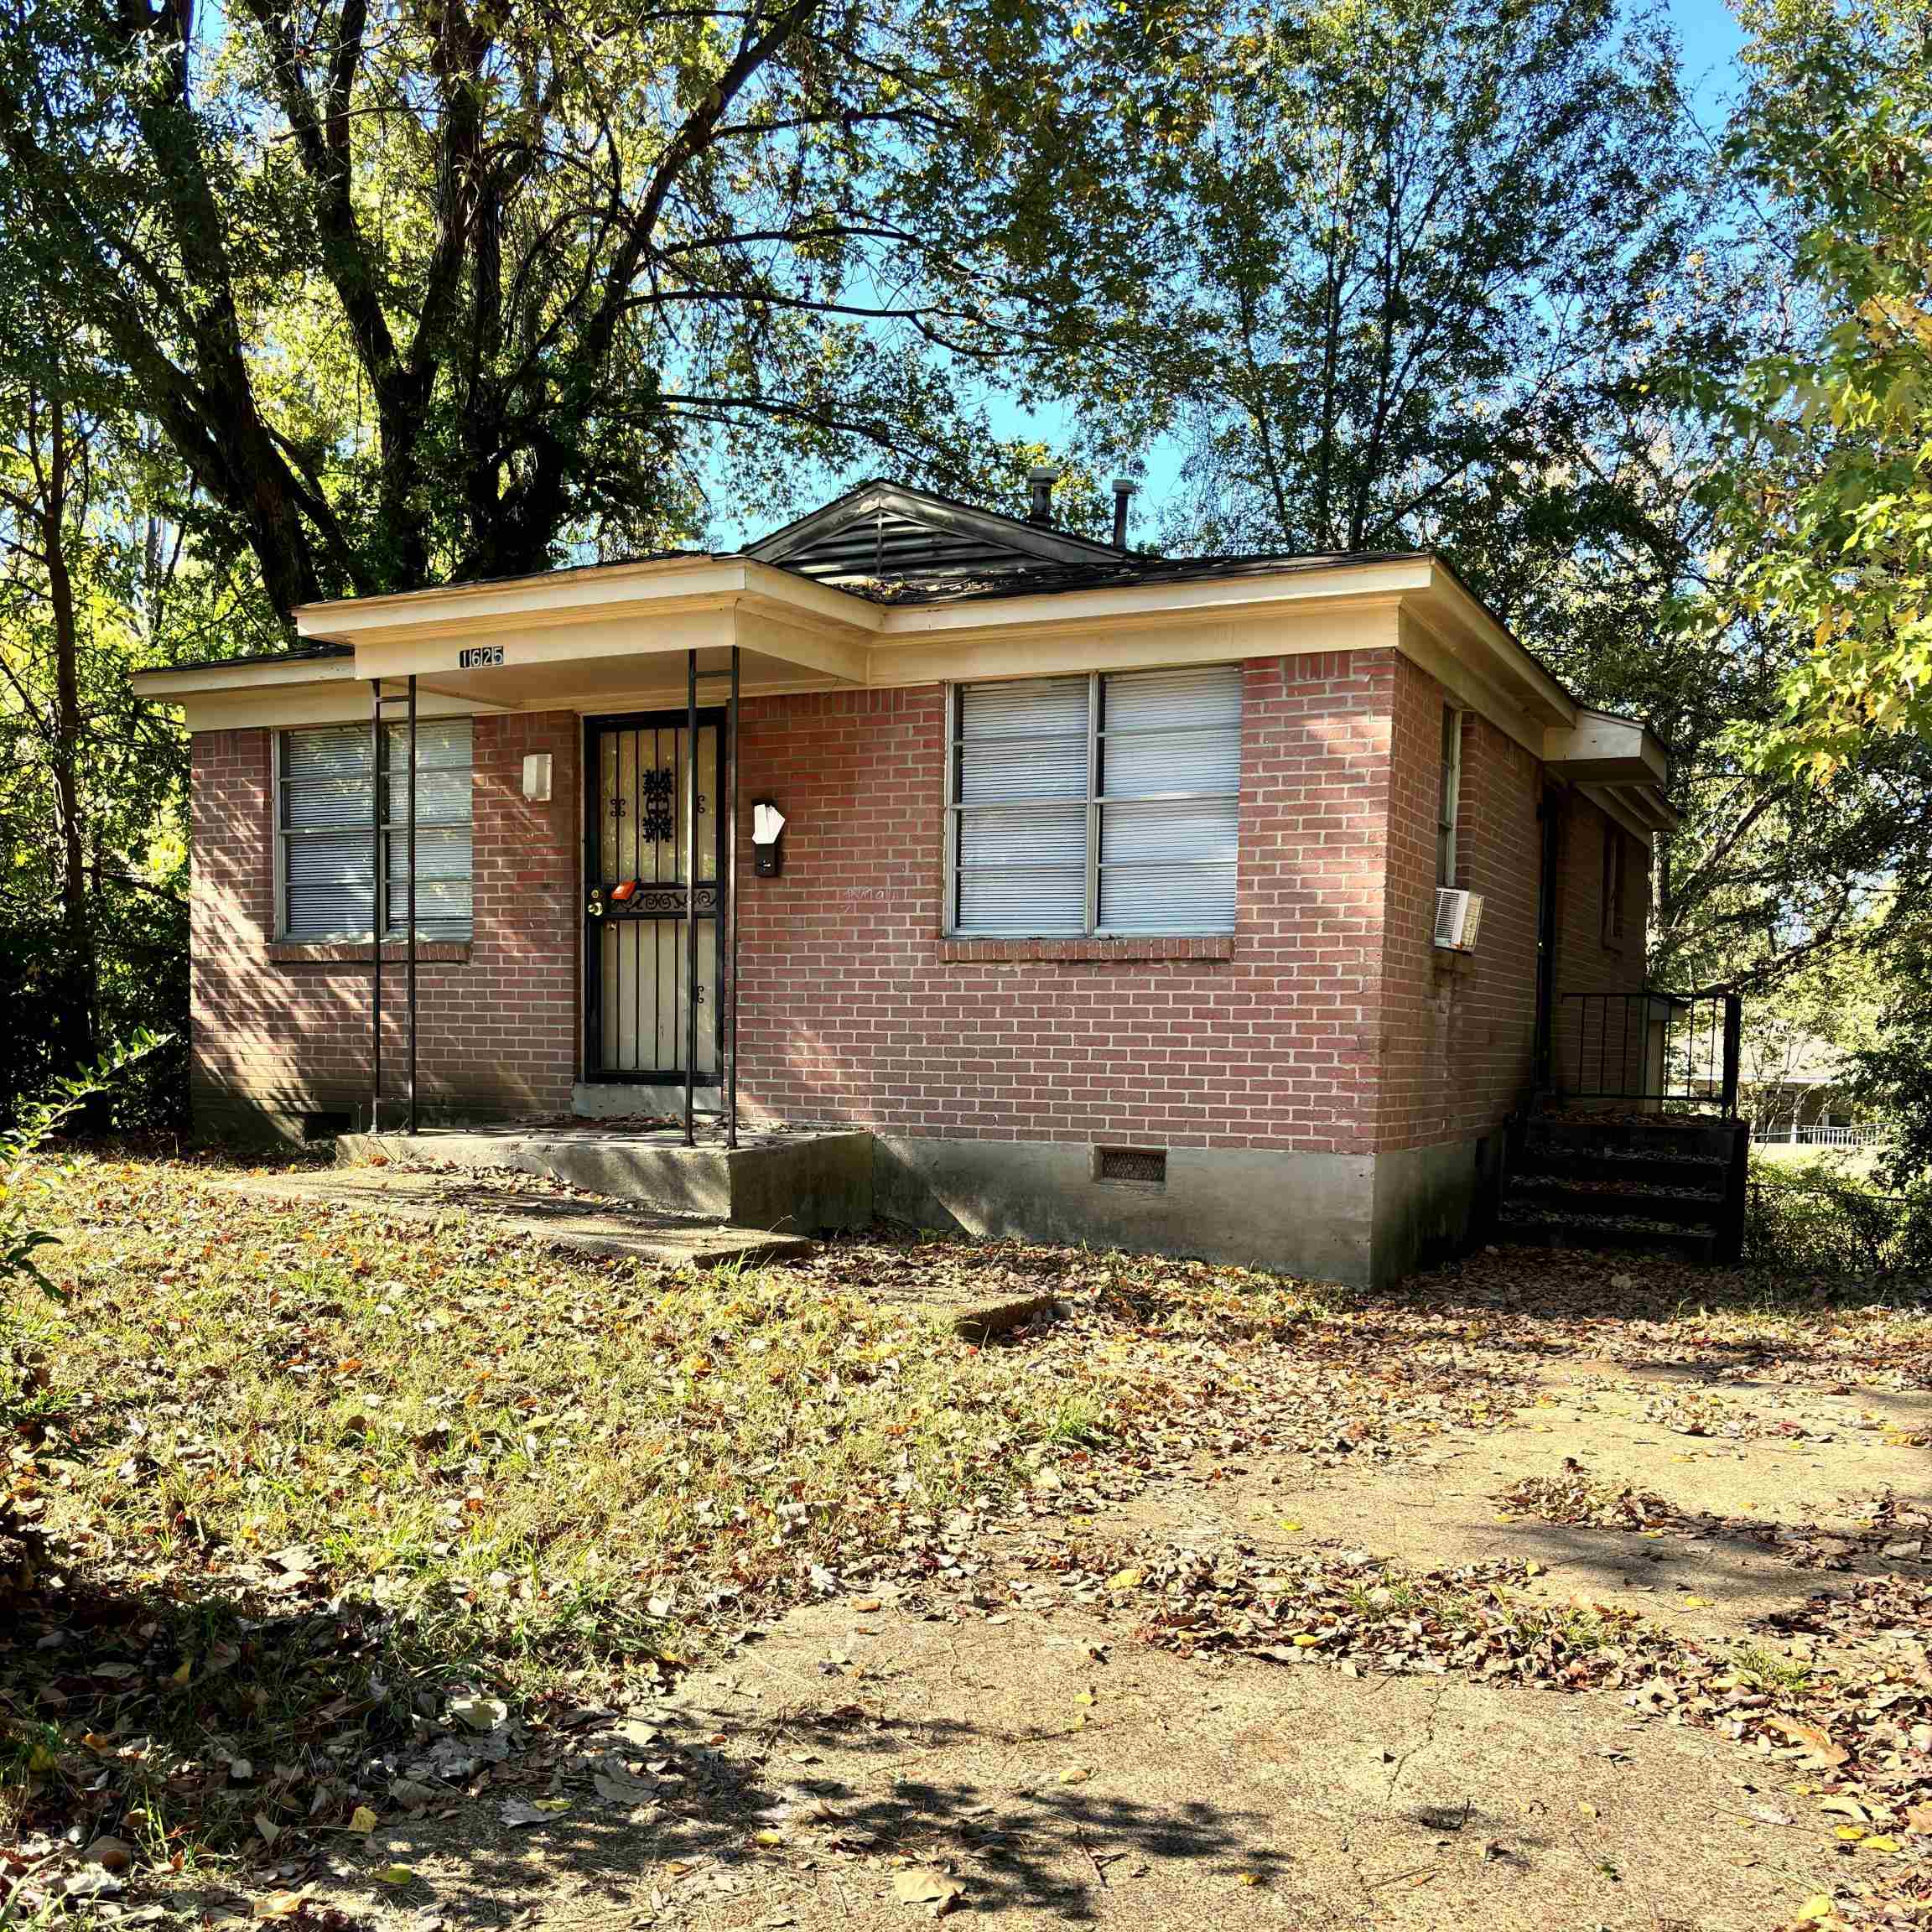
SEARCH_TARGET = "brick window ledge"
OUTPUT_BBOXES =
[1431,944,1476,977]
[267,940,473,965]
[937,935,1234,963]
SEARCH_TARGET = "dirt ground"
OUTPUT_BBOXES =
[279,1250,1928,1932]
[314,1597,1808,1932]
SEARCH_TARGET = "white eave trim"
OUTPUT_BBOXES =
[132,655,356,699]
[291,556,884,646]
[130,551,1612,767]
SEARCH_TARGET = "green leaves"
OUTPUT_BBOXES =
[1700,1,1932,779]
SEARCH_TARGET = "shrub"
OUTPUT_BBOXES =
[1744,1160,1932,1278]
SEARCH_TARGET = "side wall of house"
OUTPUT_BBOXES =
[1545,789,1656,1098]
[729,652,1406,1280]
[189,711,579,1136]
[1364,655,1546,1274]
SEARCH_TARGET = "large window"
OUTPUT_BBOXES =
[278,719,474,941]
[948,664,1242,937]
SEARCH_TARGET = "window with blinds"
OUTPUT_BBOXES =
[950,665,1242,936]
[278,719,474,941]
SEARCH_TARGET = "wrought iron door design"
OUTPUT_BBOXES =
[584,713,722,1079]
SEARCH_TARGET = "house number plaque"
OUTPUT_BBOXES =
[458,644,506,668]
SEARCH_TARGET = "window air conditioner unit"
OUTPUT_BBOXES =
[1434,887,1483,951]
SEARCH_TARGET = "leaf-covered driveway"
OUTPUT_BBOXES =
[3,1156,1927,1930]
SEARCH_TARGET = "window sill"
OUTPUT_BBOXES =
[268,940,473,964]
[1431,944,1476,977]
[938,935,1233,963]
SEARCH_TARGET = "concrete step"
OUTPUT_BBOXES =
[1504,1178,1722,1227]
[1494,1211,1718,1263]
[206,1167,817,1269]
[1525,1115,1746,1161]
[336,1124,874,1234]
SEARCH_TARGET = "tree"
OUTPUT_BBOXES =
[0,290,242,1117]
[1639,0,1932,1009]
[1696,0,1932,777]
[0,0,1158,619]
[1069,0,1706,579]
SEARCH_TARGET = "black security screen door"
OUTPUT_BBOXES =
[584,711,724,1081]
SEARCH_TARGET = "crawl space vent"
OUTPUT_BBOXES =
[1096,1146,1167,1186]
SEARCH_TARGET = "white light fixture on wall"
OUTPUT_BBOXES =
[752,799,787,876]
[522,752,553,802]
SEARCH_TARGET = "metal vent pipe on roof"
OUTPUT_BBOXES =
[1026,465,1059,526]
[1112,477,1138,549]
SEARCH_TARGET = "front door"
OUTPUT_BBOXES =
[584,712,722,1081]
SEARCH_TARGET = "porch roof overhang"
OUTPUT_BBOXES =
[127,546,1674,830]
[132,550,1573,730]
[1542,710,1680,838]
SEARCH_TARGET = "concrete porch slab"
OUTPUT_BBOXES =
[196,1166,816,1269]
[335,1124,874,1234]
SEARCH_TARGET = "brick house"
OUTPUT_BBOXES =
[134,478,1675,1285]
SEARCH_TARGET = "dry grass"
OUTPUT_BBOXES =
[9,1154,1092,1677]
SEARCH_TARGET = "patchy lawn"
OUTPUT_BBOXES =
[3,1152,1930,1931]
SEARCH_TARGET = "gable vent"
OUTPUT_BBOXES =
[1095,1145,1167,1187]
[782,511,1057,586]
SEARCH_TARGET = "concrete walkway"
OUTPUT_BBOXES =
[200,1166,817,1270]
[200,1165,1062,1337]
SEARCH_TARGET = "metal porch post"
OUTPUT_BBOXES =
[406,673,418,1135]
[724,645,740,1149]
[370,680,382,1132]
[1721,991,1742,1119]
[683,649,698,1145]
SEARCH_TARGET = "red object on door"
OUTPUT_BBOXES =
[610,879,640,903]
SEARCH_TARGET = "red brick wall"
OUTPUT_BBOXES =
[1370,656,1650,1149]
[1370,659,1544,1152]
[190,711,579,1131]
[732,654,1399,1152]
[190,664,1645,1150]
[1545,790,1654,1094]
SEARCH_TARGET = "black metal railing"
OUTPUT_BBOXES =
[1556,989,1742,1114]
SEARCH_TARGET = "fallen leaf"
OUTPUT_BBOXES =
[448,1695,508,1734]
[374,1865,417,1886]
[1762,1715,1849,1768]
[350,1805,380,1836]
[891,1867,963,1910]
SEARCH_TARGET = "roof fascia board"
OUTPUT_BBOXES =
[864,599,1400,688]
[1544,709,1670,787]
[1580,779,1678,842]
[872,558,1436,638]
[1396,605,1561,757]
[292,558,883,647]
[350,602,872,690]
[171,686,497,733]
[132,656,356,701]
[1409,568,1576,727]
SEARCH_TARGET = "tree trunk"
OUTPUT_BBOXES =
[40,396,98,1075]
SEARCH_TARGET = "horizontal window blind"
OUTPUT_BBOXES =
[953,678,1090,934]
[949,665,1242,937]
[1098,666,1241,934]
[279,719,474,941]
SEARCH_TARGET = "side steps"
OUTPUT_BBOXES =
[1496,1109,1748,1263]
